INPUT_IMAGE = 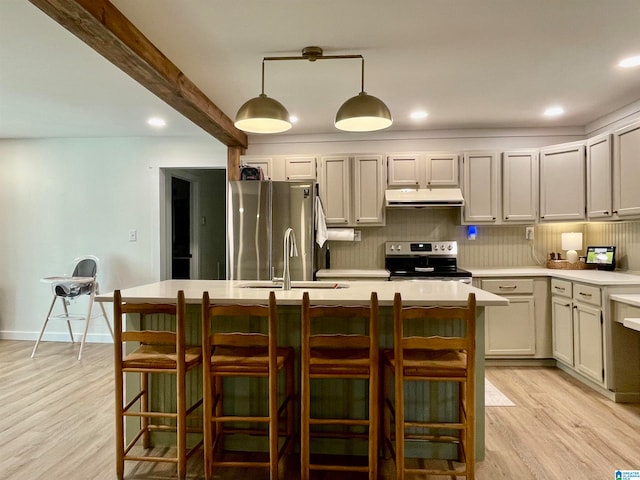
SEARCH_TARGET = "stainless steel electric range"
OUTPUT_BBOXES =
[385,240,472,283]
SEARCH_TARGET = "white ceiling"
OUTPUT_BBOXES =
[2,0,640,140]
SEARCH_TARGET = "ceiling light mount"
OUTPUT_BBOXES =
[234,46,392,134]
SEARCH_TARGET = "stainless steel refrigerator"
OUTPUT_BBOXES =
[227,180,315,281]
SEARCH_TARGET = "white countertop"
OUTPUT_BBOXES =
[467,266,640,286]
[610,294,640,308]
[97,279,508,307]
[316,269,390,279]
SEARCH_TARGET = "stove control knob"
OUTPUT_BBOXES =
[396,244,402,251]
[447,244,453,250]
[433,244,439,251]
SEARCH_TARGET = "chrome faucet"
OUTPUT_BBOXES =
[278,227,298,290]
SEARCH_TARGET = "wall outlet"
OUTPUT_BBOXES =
[129,229,137,242]
[525,226,534,240]
[354,230,362,241]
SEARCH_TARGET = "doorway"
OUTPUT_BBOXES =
[162,168,227,280]
[171,177,192,279]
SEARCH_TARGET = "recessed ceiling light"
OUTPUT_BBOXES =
[619,55,640,68]
[410,111,429,120]
[147,117,166,127]
[543,106,564,117]
[289,115,299,124]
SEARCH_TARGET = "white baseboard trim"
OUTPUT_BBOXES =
[0,330,113,343]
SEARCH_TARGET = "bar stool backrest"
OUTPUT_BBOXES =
[393,292,476,365]
[301,292,379,354]
[201,291,278,374]
[113,290,187,368]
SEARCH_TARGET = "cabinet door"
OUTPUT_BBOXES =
[613,120,640,218]
[387,154,420,187]
[539,142,586,221]
[485,295,536,356]
[319,156,351,225]
[502,150,538,222]
[353,155,385,225]
[285,156,316,180]
[425,153,459,186]
[574,303,604,384]
[462,152,499,223]
[586,134,613,219]
[241,156,273,180]
[551,296,574,366]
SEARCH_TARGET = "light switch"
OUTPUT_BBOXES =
[129,229,137,242]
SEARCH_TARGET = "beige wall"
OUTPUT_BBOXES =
[324,209,640,272]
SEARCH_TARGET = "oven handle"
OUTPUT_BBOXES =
[414,267,435,272]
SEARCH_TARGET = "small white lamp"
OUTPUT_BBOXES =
[561,232,583,264]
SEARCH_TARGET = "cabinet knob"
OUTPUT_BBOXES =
[604,211,609,215]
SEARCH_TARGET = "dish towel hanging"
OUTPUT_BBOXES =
[315,196,328,247]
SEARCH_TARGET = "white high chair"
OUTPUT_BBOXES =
[31,255,113,360]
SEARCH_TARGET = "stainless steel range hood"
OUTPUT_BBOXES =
[385,188,465,207]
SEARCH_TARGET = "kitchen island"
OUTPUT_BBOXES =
[98,279,508,461]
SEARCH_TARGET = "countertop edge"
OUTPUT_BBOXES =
[96,279,508,307]
[610,294,640,308]
[466,267,640,286]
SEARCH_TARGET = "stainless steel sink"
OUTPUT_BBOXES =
[239,281,349,289]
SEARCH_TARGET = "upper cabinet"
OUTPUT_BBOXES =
[318,155,351,225]
[284,156,317,180]
[502,150,539,223]
[319,154,386,227]
[353,155,386,225]
[424,153,459,186]
[461,152,499,223]
[240,155,317,181]
[387,154,420,187]
[539,142,586,222]
[613,120,640,218]
[387,152,459,188]
[586,134,613,219]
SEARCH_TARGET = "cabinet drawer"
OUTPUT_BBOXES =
[573,283,601,307]
[481,278,534,294]
[551,279,572,298]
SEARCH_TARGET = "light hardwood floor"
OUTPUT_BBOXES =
[1,340,639,479]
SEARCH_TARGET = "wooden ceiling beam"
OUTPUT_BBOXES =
[28,0,248,149]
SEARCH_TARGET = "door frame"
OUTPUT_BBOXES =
[160,169,200,280]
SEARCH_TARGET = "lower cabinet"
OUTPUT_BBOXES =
[551,296,574,365]
[481,277,550,358]
[485,294,535,355]
[551,279,605,385]
[573,302,604,384]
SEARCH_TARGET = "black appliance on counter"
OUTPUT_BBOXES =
[385,241,472,283]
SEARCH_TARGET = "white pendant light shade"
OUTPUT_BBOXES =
[335,91,393,132]
[234,94,292,134]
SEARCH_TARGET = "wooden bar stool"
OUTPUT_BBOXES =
[201,291,295,480]
[300,291,379,480]
[113,289,203,480]
[382,292,477,480]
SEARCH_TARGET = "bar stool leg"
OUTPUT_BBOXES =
[286,359,295,454]
[141,372,150,449]
[300,362,310,480]
[395,370,405,480]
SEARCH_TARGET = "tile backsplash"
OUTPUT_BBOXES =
[323,209,640,272]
